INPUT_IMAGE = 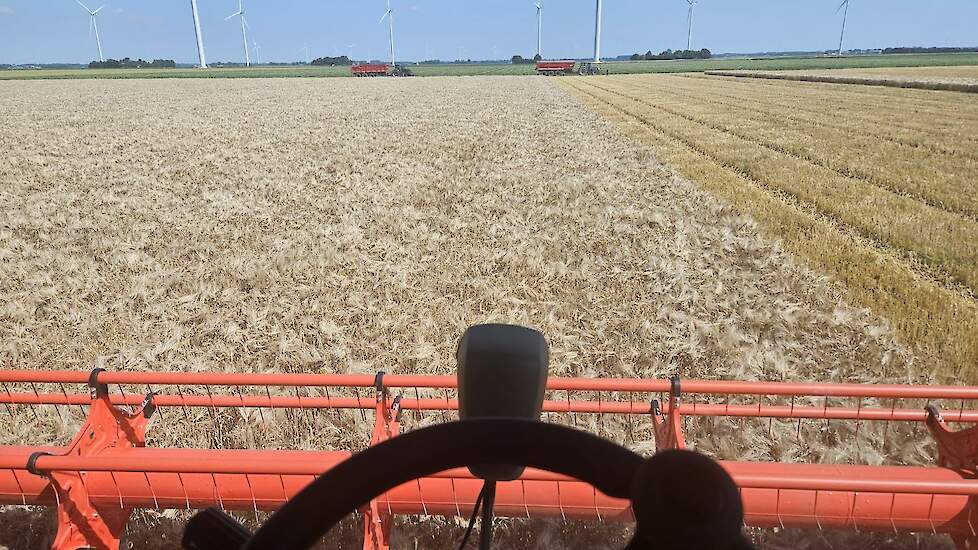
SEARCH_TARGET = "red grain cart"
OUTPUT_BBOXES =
[351,63,390,77]
[535,60,577,75]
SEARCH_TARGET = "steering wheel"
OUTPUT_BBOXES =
[183,419,751,550]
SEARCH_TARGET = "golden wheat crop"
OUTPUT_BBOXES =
[0,75,946,548]
[561,74,978,382]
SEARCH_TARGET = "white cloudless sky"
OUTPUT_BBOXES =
[0,1,975,64]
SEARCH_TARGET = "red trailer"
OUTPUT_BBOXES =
[351,63,390,77]
[535,60,577,75]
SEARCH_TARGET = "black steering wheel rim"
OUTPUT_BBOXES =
[241,419,645,550]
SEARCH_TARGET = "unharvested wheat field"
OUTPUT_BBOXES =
[561,73,978,383]
[0,75,951,547]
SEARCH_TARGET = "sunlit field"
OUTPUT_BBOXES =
[2,52,978,80]
[0,75,950,547]
[562,73,978,381]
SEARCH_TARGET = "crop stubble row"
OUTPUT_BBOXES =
[591,77,978,218]
[560,75,978,381]
[573,77,978,291]
[650,75,978,170]
[684,72,978,139]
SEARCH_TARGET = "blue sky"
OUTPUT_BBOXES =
[0,1,975,64]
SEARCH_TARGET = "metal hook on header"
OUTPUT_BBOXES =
[391,394,403,423]
[23,368,158,550]
[925,403,978,472]
[651,374,686,451]
[88,367,108,399]
[141,391,158,419]
[374,371,388,403]
[374,370,403,422]
[670,374,681,409]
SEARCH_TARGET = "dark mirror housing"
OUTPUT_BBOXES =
[457,324,549,481]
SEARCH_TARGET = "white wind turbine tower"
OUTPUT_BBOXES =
[836,0,851,55]
[189,0,207,68]
[224,0,250,66]
[75,1,105,63]
[685,0,698,51]
[593,0,603,62]
[253,41,261,65]
[535,1,543,59]
[379,0,395,66]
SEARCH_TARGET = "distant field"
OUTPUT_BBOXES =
[0,65,353,80]
[3,52,978,80]
[806,65,978,80]
[602,52,978,74]
[562,74,978,381]
[707,65,978,92]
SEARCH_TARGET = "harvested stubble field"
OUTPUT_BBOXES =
[736,65,978,88]
[0,75,948,548]
[706,66,978,93]
[561,73,978,384]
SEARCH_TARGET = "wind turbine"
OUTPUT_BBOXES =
[75,0,105,63]
[253,41,261,65]
[224,0,250,67]
[685,0,698,51]
[189,0,207,68]
[535,1,543,59]
[836,0,851,55]
[347,43,357,62]
[593,0,603,62]
[379,0,395,66]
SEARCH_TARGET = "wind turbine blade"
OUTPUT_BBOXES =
[75,0,92,12]
[92,5,104,14]
[89,16,94,36]
[379,9,391,24]
[836,0,848,14]
[225,11,241,21]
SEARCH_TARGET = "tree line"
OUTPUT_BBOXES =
[629,49,711,61]
[511,54,543,64]
[89,58,176,69]
[882,46,977,54]
[311,56,353,66]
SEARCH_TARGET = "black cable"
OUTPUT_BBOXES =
[478,481,496,550]
[456,481,489,550]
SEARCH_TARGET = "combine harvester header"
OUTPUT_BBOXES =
[2,369,978,548]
